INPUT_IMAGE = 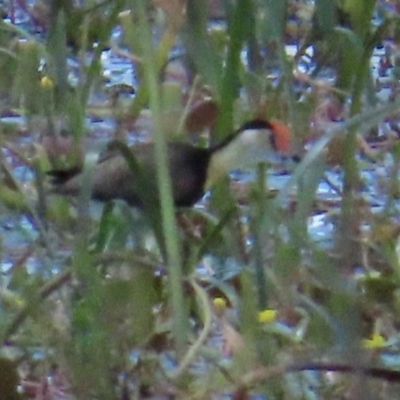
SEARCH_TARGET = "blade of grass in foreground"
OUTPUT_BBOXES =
[215,0,253,136]
[106,140,166,252]
[132,0,187,358]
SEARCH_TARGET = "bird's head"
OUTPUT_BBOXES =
[206,119,293,188]
[234,119,292,163]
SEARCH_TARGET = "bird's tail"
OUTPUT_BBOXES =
[46,167,81,186]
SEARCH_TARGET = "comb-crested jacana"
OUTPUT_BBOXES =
[48,119,291,207]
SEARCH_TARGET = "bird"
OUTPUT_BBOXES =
[47,119,292,208]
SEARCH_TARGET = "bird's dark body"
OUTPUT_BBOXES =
[49,142,212,208]
[48,119,285,208]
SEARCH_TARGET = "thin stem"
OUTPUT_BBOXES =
[251,163,268,310]
[134,1,187,357]
[169,278,212,379]
[338,47,373,271]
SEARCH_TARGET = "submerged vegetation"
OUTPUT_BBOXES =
[2,0,400,398]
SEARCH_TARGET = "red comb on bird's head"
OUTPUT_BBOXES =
[268,120,292,155]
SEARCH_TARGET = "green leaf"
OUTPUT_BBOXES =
[344,0,377,38]
[261,0,288,40]
[12,41,41,115]
[314,0,342,35]
[47,11,69,107]
[292,154,325,240]
[182,0,222,91]
[196,206,238,260]
[216,0,254,136]
[333,26,364,91]
[106,140,165,253]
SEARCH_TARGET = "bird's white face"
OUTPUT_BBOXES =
[205,123,291,189]
[238,127,277,162]
[234,126,289,167]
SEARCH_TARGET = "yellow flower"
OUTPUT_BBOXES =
[362,333,387,349]
[40,76,54,89]
[258,309,277,324]
[213,297,227,310]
